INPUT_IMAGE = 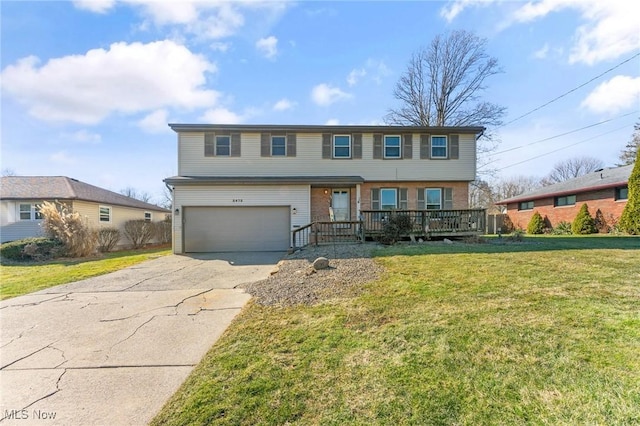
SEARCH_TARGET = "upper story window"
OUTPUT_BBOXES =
[384,135,401,158]
[19,203,43,221]
[144,212,152,222]
[99,205,112,223]
[518,201,534,210]
[431,136,447,158]
[271,136,286,156]
[333,135,351,158]
[555,195,576,207]
[425,188,442,210]
[615,186,628,201]
[215,135,230,156]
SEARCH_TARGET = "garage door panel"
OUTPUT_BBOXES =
[184,206,290,252]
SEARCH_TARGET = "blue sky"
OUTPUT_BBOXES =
[2,0,639,204]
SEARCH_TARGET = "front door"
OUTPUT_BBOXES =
[332,190,350,221]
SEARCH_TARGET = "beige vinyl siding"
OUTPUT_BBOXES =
[0,201,45,243]
[73,201,168,246]
[178,132,477,181]
[172,185,309,254]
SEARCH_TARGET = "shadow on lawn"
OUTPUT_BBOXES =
[373,235,640,257]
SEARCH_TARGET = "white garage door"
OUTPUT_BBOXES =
[183,206,290,252]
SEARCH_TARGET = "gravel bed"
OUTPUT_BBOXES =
[240,243,384,306]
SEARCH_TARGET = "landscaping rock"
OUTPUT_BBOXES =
[312,257,330,270]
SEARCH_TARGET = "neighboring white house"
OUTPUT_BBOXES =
[164,124,485,253]
[0,176,170,245]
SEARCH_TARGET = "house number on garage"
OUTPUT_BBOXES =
[232,199,244,203]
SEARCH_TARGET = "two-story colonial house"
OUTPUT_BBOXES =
[164,124,485,253]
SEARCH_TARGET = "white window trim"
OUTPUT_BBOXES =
[18,203,42,221]
[144,211,152,222]
[333,134,352,159]
[271,135,287,156]
[215,135,231,156]
[425,188,442,210]
[380,188,398,210]
[383,135,402,159]
[99,205,112,223]
[431,135,448,159]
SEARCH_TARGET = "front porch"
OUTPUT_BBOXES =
[292,209,486,248]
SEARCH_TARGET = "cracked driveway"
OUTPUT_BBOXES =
[0,252,283,425]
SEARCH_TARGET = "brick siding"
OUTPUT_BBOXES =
[506,187,627,230]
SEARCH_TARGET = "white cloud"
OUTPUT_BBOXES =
[75,1,290,41]
[256,36,278,59]
[72,0,115,13]
[533,43,549,59]
[273,98,295,111]
[325,119,340,125]
[200,107,244,124]
[347,68,366,86]
[440,0,498,22]
[511,0,640,65]
[0,40,218,125]
[138,109,171,133]
[310,84,352,106]
[210,41,231,52]
[62,130,102,144]
[581,75,640,115]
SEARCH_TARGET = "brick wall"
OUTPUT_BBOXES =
[310,181,471,221]
[506,188,627,230]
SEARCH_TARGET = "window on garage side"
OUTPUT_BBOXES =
[215,135,231,156]
[18,203,43,220]
[99,206,112,223]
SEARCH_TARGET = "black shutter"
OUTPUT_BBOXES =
[399,188,408,209]
[353,133,362,159]
[420,134,430,159]
[230,133,241,157]
[373,134,383,159]
[261,133,270,157]
[450,135,459,159]
[443,188,453,209]
[371,188,380,210]
[322,133,332,159]
[403,134,413,159]
[287,133,297,157]
[417,188,425,210]
[205,133,215,157]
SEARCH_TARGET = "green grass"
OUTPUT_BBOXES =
[0,247,171,300]
[151,236,640,425]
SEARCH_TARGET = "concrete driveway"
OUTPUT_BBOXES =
[0,252,283,425]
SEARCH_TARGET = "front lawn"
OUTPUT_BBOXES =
[0,247,171,300]
[151,236,640,425]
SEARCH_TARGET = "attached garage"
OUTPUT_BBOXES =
[183,206,290,252]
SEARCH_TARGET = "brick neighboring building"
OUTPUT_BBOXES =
[498,165,632,231]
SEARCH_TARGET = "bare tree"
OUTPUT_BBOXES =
[541,156,604,186]
[471,175,540,212]
[1,168,17,176]
[385,30,505,175]
[120,186,153,203]
[617,120,639,166]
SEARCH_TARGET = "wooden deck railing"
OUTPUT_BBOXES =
[292,210,486,249]
[360,209,486,237]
